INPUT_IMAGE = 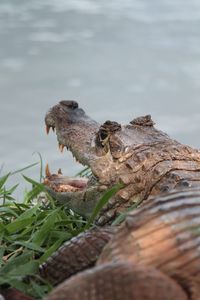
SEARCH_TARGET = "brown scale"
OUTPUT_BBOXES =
[42,102,200,299]
[40,227,115,286]
[98,189,200,279]
[40,189,200,300]
[97,141,200,225]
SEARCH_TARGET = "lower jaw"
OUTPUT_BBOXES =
[43,168,103,218]
[43,174,89,193]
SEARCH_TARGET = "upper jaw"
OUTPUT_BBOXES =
[45,100,84,135]
[45,101,122,186]
[45,100,100,167]
[44,100,107,193]
[44,101,123,220]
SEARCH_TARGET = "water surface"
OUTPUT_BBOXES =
[1,0,200,197]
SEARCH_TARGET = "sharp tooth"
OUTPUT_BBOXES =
[58,143,65,152]
[59,144,65,153]
[58,168,62,174]
[45,163,51,177]
[46,125,50,134]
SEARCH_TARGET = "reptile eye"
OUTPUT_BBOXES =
[99,130,108,142]
[96,129,109,148]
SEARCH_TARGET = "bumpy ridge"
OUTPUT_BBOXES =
[40,227,115,285]
[98,189,200,280]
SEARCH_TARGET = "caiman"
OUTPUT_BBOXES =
[41,101,200,300]
[43,100,200,226]
[1,100,200,300]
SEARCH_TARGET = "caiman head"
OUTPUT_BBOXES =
[44,100,199,225]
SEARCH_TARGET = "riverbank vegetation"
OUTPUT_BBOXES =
[0,163,121,299]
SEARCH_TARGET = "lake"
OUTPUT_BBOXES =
[1,0,200,198]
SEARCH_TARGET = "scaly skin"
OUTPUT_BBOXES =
[44,188,200,300]
[2,102,200,300]
[41,101,200,300]
[45,100,200,225]
[39,227,116,286]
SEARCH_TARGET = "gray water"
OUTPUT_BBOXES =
[1,0,200,198]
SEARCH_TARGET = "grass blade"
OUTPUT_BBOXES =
[32,209,60,246]
[11,162,39,175]
[39,238,67,263]
[0,173,10,189]
[76,167,91,177]
[112,196,143,225]
[0,252,33,274]
[32,152,43,183]
[22,175,43,186]
[24,185,44,204]
[0,206,19,218]
[85,183,123,229]
[13,241,44,252]
[6,260,39,277]
[6,217,35,234]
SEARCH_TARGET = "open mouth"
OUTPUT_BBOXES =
[43,121,92,194]
[43,121,102,219]
[43,161,89,194]
[43,101,129,225]
[43,100,99,197]
[43,101,114,222]
[44,165,89,193]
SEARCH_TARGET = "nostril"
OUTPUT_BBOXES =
[59,100,78,109]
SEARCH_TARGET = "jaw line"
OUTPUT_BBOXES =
[44,107,110,217]
[43,140,104,218]
[44,178,103,218]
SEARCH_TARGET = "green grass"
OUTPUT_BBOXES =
[0,163,122,299]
